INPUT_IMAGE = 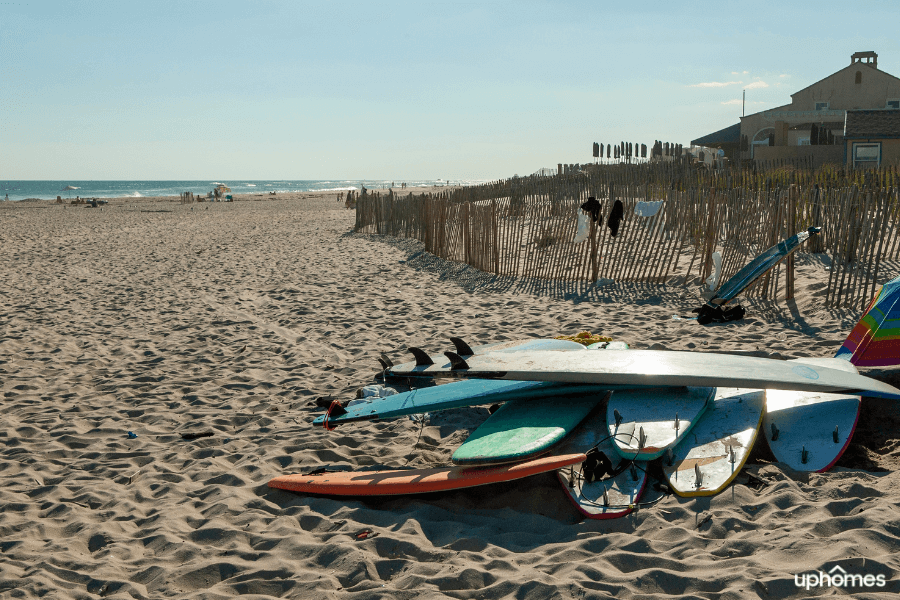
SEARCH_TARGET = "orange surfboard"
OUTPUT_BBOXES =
[268,453,586,496]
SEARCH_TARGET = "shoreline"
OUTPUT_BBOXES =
[1,185,462,206]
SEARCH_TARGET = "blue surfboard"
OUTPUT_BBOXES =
[312,379,607,427]
[315,338,604,427]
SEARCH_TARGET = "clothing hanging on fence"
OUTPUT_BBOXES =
[580,196,602,223]
[634,200,663,218]
[573,211,590,244]
[608,200,624,237]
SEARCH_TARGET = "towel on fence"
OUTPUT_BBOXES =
[573,210,590,244]
[608,200,624,237]
[634,200,663,218]
[705,251,722,291]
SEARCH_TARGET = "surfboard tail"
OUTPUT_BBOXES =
[835,275,900,366]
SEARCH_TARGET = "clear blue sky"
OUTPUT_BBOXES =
[2,1,898,180]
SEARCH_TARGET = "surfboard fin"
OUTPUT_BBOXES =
[450,337,475,356]
[770,422,780,441]
[380,354,394,368]
[377,358,389,371]
[833,426,839,444]
[801,446,809,464]
[444,351,470,370]
[694,463,703,487]
[408,347,434,366]
[665,447,674,466]
[613,409,623,428]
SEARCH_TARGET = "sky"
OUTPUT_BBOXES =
[2,0,899,181]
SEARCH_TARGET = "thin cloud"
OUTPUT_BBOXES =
[731,71,750,75]
[779,74,790,78]
[690,80,743,88]
[722,99,768,105]
[745,80,769,89]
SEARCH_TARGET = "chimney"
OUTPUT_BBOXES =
[851,51,878,69]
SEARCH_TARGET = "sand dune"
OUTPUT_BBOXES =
[2,193,899,598]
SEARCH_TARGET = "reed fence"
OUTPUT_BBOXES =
[356,162,900,308]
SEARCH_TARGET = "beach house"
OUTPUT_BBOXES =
[693,52,900,168]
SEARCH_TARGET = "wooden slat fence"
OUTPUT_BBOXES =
[355,163,900,309]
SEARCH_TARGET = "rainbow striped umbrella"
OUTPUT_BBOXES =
[836,275,900,366]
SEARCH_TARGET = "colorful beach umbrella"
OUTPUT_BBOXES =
[836,275,900,366]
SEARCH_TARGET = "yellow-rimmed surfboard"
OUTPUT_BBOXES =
[662,388,764,497]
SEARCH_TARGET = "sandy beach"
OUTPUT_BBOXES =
[2,191,900,599]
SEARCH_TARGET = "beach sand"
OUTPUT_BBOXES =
[2,191,900,599]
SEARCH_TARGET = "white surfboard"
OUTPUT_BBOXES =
[391,337,585,372]
[555,411,647,519]
[607,386,714,460]
[385,349,900,399]
[662,387,764,497]
[764,357,861,473]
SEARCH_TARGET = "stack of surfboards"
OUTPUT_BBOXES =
[270,330,898,519]
[271,230,900,520]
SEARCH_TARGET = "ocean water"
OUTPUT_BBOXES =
[0,179,485,202]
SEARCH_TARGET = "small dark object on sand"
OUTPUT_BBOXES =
[181,431,214,440]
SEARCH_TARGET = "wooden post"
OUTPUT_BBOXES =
[785,184,797,300]
[701,186,717,281]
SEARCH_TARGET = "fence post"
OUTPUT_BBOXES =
[785,184,797,300]
[701,186,717,280]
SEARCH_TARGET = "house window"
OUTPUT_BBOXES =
[815,102,829,111]
[798,138,810,146]
[856,71,862,84]
[853,143,881,168]
[888,99,900,109]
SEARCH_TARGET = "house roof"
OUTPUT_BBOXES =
[789,61,900,98]
[844,109,900,139]
[691,122,741,146]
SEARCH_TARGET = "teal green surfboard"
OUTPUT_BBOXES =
[450,393,609,466]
